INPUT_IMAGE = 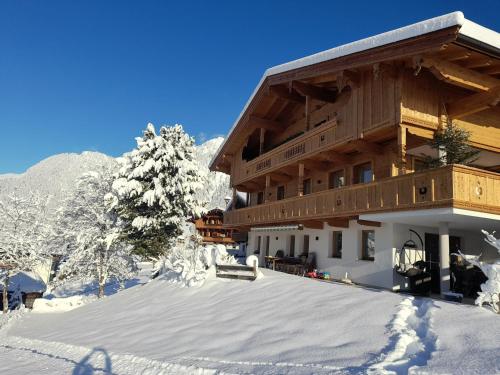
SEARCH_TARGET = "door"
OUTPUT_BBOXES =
[303,235,310,256]
[425,233,461,293]
[289,235,295,257]
[425,233,440,293]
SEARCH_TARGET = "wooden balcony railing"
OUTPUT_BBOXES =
[233,119,351,186]
[225,165,500,227]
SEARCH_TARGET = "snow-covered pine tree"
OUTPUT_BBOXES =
[424,123,479,168]
[56,166,136,298]
[0,192,52,313]
[108,124,204,258]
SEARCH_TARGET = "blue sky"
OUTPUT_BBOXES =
[0,1,498,173]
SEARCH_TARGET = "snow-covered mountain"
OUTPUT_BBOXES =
[0,152,117,215]
[194,137,231,210]
[0,138,231,215]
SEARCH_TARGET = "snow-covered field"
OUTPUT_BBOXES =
[0,269,499,375]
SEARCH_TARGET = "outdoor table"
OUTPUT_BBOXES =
[264,256,282,270]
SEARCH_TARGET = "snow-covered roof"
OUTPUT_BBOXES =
[0,271,46,293]
[210,11,499,169]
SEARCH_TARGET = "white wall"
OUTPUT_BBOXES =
[248,221,395,289]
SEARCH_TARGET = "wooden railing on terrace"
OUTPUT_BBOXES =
[225,165,500,227]
[233,119,350,185]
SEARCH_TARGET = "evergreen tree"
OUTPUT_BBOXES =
[108,124,204,258]
[56,167,136,298]
[424,123,479,168]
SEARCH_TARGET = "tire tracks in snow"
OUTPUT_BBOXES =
[367,296,437,374]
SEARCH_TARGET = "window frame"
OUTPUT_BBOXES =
[353,161,373,185]
[328,169,345,189]
[361,230,375,261]
[331,231,343,258]
[257,191,264,205]
[277,185,285,201]
[303,178,312,195]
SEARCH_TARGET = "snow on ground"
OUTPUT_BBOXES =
[1,269,499,374]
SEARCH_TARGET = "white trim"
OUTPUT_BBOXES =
[359,208,500,222]
[251,225,303,232]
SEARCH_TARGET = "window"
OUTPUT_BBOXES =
[302,235,310,256]
[257,191,264,205]
[256,236,262,254]
[414,158,426,172]
[361,230,375,261]
[353,162,373,184]
[265,236,270,256]
[289,235,295,257]
[303,178,312,195]
[331,231,342,258]
[328,170,345,189]
[277,185,285,200]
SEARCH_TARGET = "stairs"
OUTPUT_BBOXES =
[215,263,257,281]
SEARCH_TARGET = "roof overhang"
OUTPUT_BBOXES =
[209,11,500,173]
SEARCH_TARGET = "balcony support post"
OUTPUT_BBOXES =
[305,96,311,131]
[398,125,407,175]
[298,163,304,196]
[232,188,237,210]
[439,222,451,295]
[259,128,266,155]
[264,175,271,203]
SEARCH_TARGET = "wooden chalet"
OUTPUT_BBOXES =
[194,208,238,244]
[210,12,500,294]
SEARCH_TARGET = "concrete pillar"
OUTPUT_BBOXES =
[439,222,450,294]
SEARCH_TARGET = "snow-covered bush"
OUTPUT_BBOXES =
[461,230,500,314]
[153,223,236,287]
[56,167,137,298]
[0,192,52,313]
[108,124,204,258]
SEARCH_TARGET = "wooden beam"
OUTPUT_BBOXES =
[351,139,383,154]
[301,220,324,230]
[303,159,334,171]
[326,218,349,228]
[248,115,282,132]
[462,57,493,69]
[446,85,500,118]
[420,57,500,92]
[269,172,292,183]
[269,85,305,104]
[480,64,500,76]
[320,150,351,164]
[357,219,381,227]
[292,81,338,103]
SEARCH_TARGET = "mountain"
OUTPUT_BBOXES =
[0,138,231,215]
[0,151,117,216]
[194,137,231,210]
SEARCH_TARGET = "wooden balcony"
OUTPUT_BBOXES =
[233,119,353,187]
[225,165,500,227]
[202,236,235,244]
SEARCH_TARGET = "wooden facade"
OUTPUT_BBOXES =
[211,17,500,231]
[194,208,237,244]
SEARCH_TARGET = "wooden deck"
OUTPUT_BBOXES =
[224,164,500,227]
